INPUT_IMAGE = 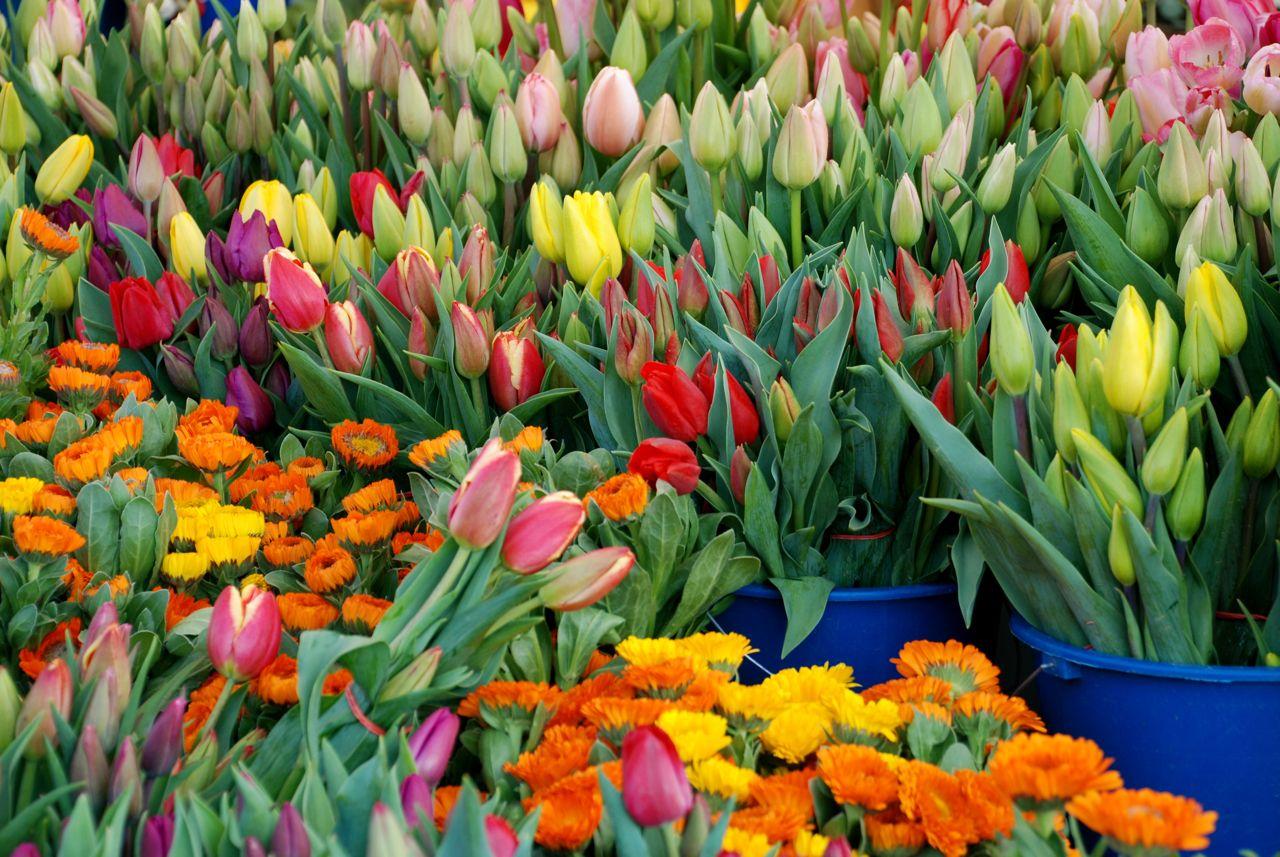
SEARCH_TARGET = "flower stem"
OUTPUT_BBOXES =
[1228,354,1251,399]
[709,170,723,217]
[695,480,729,513]
[1126,415,1147,468]
[1012,394,1032,463]
[789,189,803,268]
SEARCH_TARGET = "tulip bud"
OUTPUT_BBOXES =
[1179,308,1221,389]
[1139,407,1188,497]
[1033,137,1076,222]
[764,43,810,115]
[618,173,655,258]
[409,0,438,54]
[890,174,923,247]
[324,300,374,373]
[128,135,164,204]
[440,1,476,79]
[35,133,92,204]
[990,283,1033,396]
[1052,362,1090,463]
[622,725,693,826]
[501,491,586,574]
[397,65,432,147]
[16,660,71,758]
[540,546,635,610]
[1124,187,1168,266]
[773,103,827,190]
[1184,262,1246,358]
[139,5,165,82]
[1166,447,1205,541]
[1234,139,1271,218]
[71,724,109,808]
[689,82,735,174]
[450,303,491,378]
[583,67,645,158]
[448,438,520,549]
[976,143,1016,214]
[1158,123,1208,210]
[1243,389,1280,478]
[1072,428,1143,515]
[141,696,187,777]
[489,96,527,184]
[735,112,764,182]
[769,378,801,442]
[161,345,199,395]
[1016,198,1042,264]
[169,211,207,281]
[1108,505,1136,587]
[0,84,27,158]
[108,736,143,816]
[899,78,942,157]
[208,585,282,681]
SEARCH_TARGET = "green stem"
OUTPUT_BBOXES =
[630,384,646,445]
[692,30,706,94]
[469,375,488,423]
[950,335,968,425]
[709,170,723,217]
[878,0,893,77]
[789,189,802,268]
[311,327,335,370]
[1126,415,1147,468]
[1228,354,1251,400]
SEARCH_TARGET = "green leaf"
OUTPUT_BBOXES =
[636,27,697,103]
[117,495,158,581]
[951,522,984,626]
[113,226,164,281]
[278,341,356,424]
[772,575,836,657]
[742,463,784,577]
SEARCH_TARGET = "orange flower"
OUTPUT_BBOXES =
[60,557,92,601]
[154,478,217,510]
[17,618,82,678]
[523,763,620,851]
[584,473,649,521]
[323,669,354,695]
[393,529,444,554]
[247,473,314,520]
[952,691,1046,733]
[19,207,79,258]
[115,467,150,492]
[109,371,152,403]
[342,594,392,629]
[988,733,1123,803]
[0,417,17,447]
[433,786,466,831]
[15,415,59,446]
[164,589,210,630]
[816,744,899,811]
[549,672,632,728]
[342,479,398,514]
[229,464,284,501]
[623,660,696,697]
[332,510,399,547]
[48,366,112,409]
[331,419,399,469]
[184,675,228,751]
[748,768,815,813]
[897,762,1014,857]
[264,536,315,567]
[278,592,339,631]
[866,809,928,853]
[409,430,463,468]
[53,437,113,486]
[178,400,239,437]
[1066,788,1216,852]
[305,546,358,593]
[33,484,76,518]
[580,696,673,744]
[262,520,290,543]
[254,654,301,705]
[27,401,63,421]
[503,426,544,455]
[97,417,144,456]
[286,456,326,480]
[679,669,731,711]
[892,640,1001,695]
[14,514,86,556]
[0,365,18,393]
[87,575,131,599]
[458,681,561,719]
[179,431,262,474]
[51,341,120,373]
[505,724,597,791]
[731,800,812,843]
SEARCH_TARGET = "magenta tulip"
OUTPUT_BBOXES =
[207,585,282,681]
[485,816,519,857]
[501,491,586,574]
[407,707,460,785]
[621,725,693,826]
[264,248,328,333]
[448,439,521,549]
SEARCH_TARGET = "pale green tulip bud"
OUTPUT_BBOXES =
[1016,200,1042,264]
[442,0,477,80]
[1059,74,1092,137]
[398,64,432,146]
[1235,139,1271,217]
[1033,137,1076,222]
[428,107,455,169]
[1052,362,1090,463]
[0,85,27,158]
[1058,7,1101,79]
[258,0,285,32]
[226,98,252,153]
[373,182,407,261]
[237,0,267,62]
[990,283,1034,396]
[1166,447,1205,541]
[1158,122,1208,210]
[748,206,788,263]
[819,161,847,214]
[1081,100,1111,165]
[404,194,436,251]
[1108,504,1135,586]
[619,172,654,256]
[1124,187,1168,266]
[470,0,501,51]
[410,0,439,55]
[464,143,496,206]
[938,34,976,115]
[846,18,876,74]
[690,82,735,173]
[452,105,480,165]
[899,78,942,157]
[470,50,507,110]
[772,102,826,190]
[167,20,197,81]
[976,143,1016,214]
[764,43,810,115]
[249,91,272,154]
[316,0,347,52]
[636,0,674,28]
[879,53,908,118]
[1197,189,1237,265]
[746,5,774,65]
[737,112,763,181]
[1243,389,1280,478]
[489,95,527,184]
[140,5,166,82]
[70,87,118,139]
[1141,408,1188,496]
[1255,112,1280,176]
[612,9,648,79]
[542,121,582,190]
[931,105,972,193]
[891,174,923,247]
[1109,89,1143,162]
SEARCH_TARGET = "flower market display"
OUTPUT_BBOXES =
[0,0,1276,848]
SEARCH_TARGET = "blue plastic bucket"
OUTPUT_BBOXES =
[713,582,967,686]
[1012,616,1280,855]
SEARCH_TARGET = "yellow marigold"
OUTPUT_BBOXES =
[14,515,85,556]
[263,536,314,567]
[503,425,544,454]
[305,546,358,593]
[278,592,339,631]
[332,510,399,547]
[824,690,902,742]
[678,632,756,670]
[655,709,731,762]
[720,828,771,857]
[716,682,786,726]
[988,733,1123,803]
[241,573,270,590]
[617,636,706,669]
[760,702,831,764]
[162,552,210,582]
[19,207,78,258]
[195,535,260,567]
[458,681,561,719]
[52,341,119,373]
[584,473,649,521]
[253,654,300,705]
[409,430,464,468]
[790,831,832,857]
[331,419,399,469]
[206,506,266,538]
[53,438,113,486]
[953,691,1046,734]
[171,503,216,543]
[893,640,1001,695]
[581,697,674,744]
[0,477,47,514]
[179,431,262,473]
[687,755,759,802]
[762,664,855,706]
[341,594,392,629]
[286,456,326,480]
[342,479,398,514]
[816,743,899,811]
[504,724,596,791]
[1066,788,1216,852]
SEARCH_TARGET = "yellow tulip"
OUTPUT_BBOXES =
[294,193,335,272]
[404,194,436,252]
[35,134,93,204]
[528,179,564,263]
[169,211,208,280]
[1183,261,1246,357]
[1102,286,1176,417]
[239,179,295,246]
[562,190,622,296]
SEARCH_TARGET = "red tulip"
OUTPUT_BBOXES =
[1056,324,1078,369]
[935,260,973,337]
[621,726,693,826]
[539,546,635,610]
[641,362,709,441]
[980,240,1030,304]
[501,491,586,573]
[931,373,955,424]
[154,133,198,178]
[265,248,328,333]
[488,328,545,411]
[324,300,374,373]
[676,240,709,317]
[459,225,495,304]
[868,292,905,363]
[451,304,491,379]
[207,585,282,681]
[448,439,521,549]
[628,438,700,495]
[614,307,653,385]
[377,247,441,320]
[891,248,935,328]
[758,255,782,307]
[408,309,436,381]
[109,277,174,349]
[350,169,398,237]
[692,354,760,446]
[152,273,195,326]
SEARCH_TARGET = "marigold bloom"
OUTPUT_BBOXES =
[17,618,81,678]
[952,691,1046,733]
[195,535,261,567]
[33,484,76,518]
[581,697,674,744]
[253,654,301,705]
[60,557,91,600]
[109,371,152,403]
[816,744,899,811]
[458,681,561,720]
[162,552,211,582]
[393,529,445,555]
[164,589,210,630]
[763,664,856,705]
[824,690,902,742]
[688,755,759,802]
[0,477,46,514]
[341,594,392,629]
[522,763,622,850]
[760,702,831,763]
[278,592,340,631]
[617,636,706,669]
[247,473,314,520]
[305,546,358,593]
[624,660,697,697]
[205,506,266,537]
[505,724,596,791]
[19,207,79,258]
[584,473,649,521]
[654,709,731,762]
[678,632,755,669]
[343,479,399,513]
[332,419,399,469]
[53,437,112,486]
[51,341,120,373]
[179,432,262,474]
[730,800,812,843]
[720,829,771,857]
[154,479,218,510]
[332,510,399,547]
[898,762,1014,857]
[183,675,227,751]
[264,536,315,567]
[15,416,58,447]
[1066,788,1216,852]
[893,640,1001,695]
[286,456,326,480]
[716,682,787,726]
[14,514,85,556]
[503,425,544,454]
[866,809,928,853]
[178,400,240,436]
[97,416,144,456]
[988,733,1123,803]
[409,430,464,468]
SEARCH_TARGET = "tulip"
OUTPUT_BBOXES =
[400,775,432,827]
[16,659,71,757]
[35,134,92,205]
[169,211,207,281]
[1167,448,1206,541]
[265,248,328,334]
[1170,20,1244,90]
[236,297,272,367]
[324,301,374,374]
[641,362,709,442]
[1126,26,1171,78]
[692,354,761,445]
[1189,0,1272,48]
[644,93,683,174]
[1141,408,1189,495]
[676,240,710,317]
[226,367,273,433]
[899,79,943,157]
[979,27,1026,102]
[450,303,491,379]
[448,438,521,550]
[238,179,295,247]
[773,103,827,190]
[372,183,407,262]
[141,696,186,777]
[208,584,282,681]
[764,44,810,114]
[890,175,923,248]
[408,309,435,381]
[0,668,20,751]
[501,491,586,573]
[0,83,26,159]
[110,277,174,350]
[1107,505,1136,586]
[628,438,700,495]
[618,173,654,257]
[528,181,565,264]
[540,546,636,610]
[977,143,1017,214]
[622,725,693,826]
[1103,287,1176,417]
[269,804,310,857]
[349,169,398,238]
[729,446,752,505]
[689,82,735,174]
[1183,264,1246,362]
[485,817,518,857]
[866,291,906,363]
[1128,69,1188,142]
[140,814,175,857]
[488,328,545,412]
[92,185,148,248]
[769,378,802,442]
[582,67,645,157]
[990,283,1034,396]
[161,346,199,395]
[292,193,335,272]
[378,246,440,320]
[1072,428,1143,515]
[71,724,109,807]
[459,225,495,303]
[1244,45,1280,114]
[1244,389,1280,478]
[515,73,563,152]
[563,191,623,295]
[613,307,654,386]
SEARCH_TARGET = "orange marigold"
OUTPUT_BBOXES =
[952,691,1046,734]
[458,681,561,719]
[14,514,86,556]
[332,510,399,547]
[61,557,92,601]
[730,801,812,843]
[816,744,899,811]
[184,675,228,751]
[154,478,217,510]
[892,640,1001,695]
[98,417,144,457]
[51,341,120,373]
[323,669,354,696]
[393,529,445,554]
[342,594,392,629]
[254,654,301,705]
[409,430,464,468]
[549,672,633,728]
[305,546,358,593]
[53,437,113,486]
[988,733,1123,803]
[19,207,79,258]
[109,371,153,403]
[679,669,732,711]
[332,419,399,469]
[580,696,674,744]
[164,589,210,630]
[48,365,111,403]
[1066,788,1216,852]
[178,400,239,437]
[179,431,262,474]
[286,456,326,480]
[278,592,339,631]
[584,473,649,521]
[263,536,315,567]
[897,762,1014,857]
[505,724,597,791]
[33,484,76,518]
[522,763,621,851]
[866,809,928,853]
[342,479,398,514]
[503,426,544,455]
[15,415,59,446]
[623,660,696,697]
[18,618,82,678]
[433,786,466,831]
[247,473,314,520]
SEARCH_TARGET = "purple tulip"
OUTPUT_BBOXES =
[399,774,432,828]
[140,814,175,857]
[87,245,120,290]
[407,708,459,786]
[109,736,142,815]
[160,345,199,396]
[141,697,187,777]
[70,723,109,807]
[224,210,283,282]
[263,362,291,401]
[243,838,268,857]
[199,296,239,359]
[11,844,42,857]
[226,367,275,434]
[48,189,92,229]
[93,185,148,247]
[205,232,234,283]
[271,803,311,857]
[239,297,274,366]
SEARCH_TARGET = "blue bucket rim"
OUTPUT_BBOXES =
[734,581,957,603]
[1011,615,1280,684]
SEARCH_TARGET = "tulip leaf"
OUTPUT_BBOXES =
[1121,509,1200,664]
[114,225,164,282]
[772,575,836,657]
[296,630,392,762]
[636,26,697,104]
[536,332,615,449]
[556,608,624,686]
[437,784,493,857]
[1072,132,1125,236]
[278,341,357,424]
[670,550,759,638]
[997,126,1064,237]
[742,463,784,577]
[598,774,650,857]
[76,278,117,343]
[335,370,444,442]
[790,279,851,470]
[951,522,984,626]
[1191,455,1246,608]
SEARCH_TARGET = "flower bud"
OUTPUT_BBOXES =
[450,303,491,378]
[990,283,1033,396]
[690,82,735,173]
[16,660,71,758]
[515,73,563,153]
[768,377,801,442]
[398,65,432,147]
[582,67,645,157]
[0,83,27,158]
[1166,447,1204,541]
[35,133,92,204]
[772,103,827,190]
[765,43,810,115]
[1141,407,1188,496]
[899,78,942,156]
[1234,139,1271,218]
[880,53,908,117]
[736,112,763,181]
[489,95,527,184]
[611,8,648,79]
[1244,389,1280,478]
[1072,428,1143,515]
[1184,262,1246,358]
[1033,137,1076,222]
[618,173,655,257]
[540,546,635,611]
[1179,308,1221,389]
[1052,362,1090,463]
[977,143,1016,214]
[441,1,476,79]
[128,134,164,204]
[1108,504,1136,587]
[1124,187,1168,266]
[409,0,438,54]
[1157,123,1208,210]
[890,174,923,247]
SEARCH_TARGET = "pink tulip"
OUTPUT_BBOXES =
[556,0,596,54]
[324,301,374,373]
[459,226,495,304]
[1183,85,1233,133]
[448,439,521,550]
[265,248,328,333]
[16,660,71,758]
[44,0,85,58]
[925,0,969,53]
[814,40,869,117]
[1189,0,1272,49]
[977,26,1025,101]
[484,817,518,857]
[451,303,491,379]
[621,726,693,826]
[539,546,635,611]
[377,247,440,320]
[1169,19,1245,91]
[582,67,645,157]
[1258,11,1280,46]
[1125,26,1173,79]
[208,585,282,681]
[801,100,829,164]
[407,708,459,786]
[901,50,922,85]
[488,329,545,411]
[501,491,586,574]
[515,73,564,152]
[408,309,435,381]
[1127,69,1190,140]
[1244,45,1280,114]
